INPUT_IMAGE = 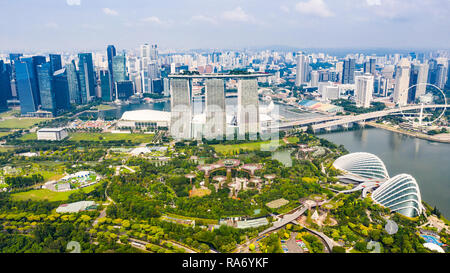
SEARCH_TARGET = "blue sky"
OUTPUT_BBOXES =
[1,0,450,51]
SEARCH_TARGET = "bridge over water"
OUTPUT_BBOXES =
[274,104,447,131]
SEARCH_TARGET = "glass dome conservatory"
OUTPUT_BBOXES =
[333,152,389,180]
[372,174,423,218]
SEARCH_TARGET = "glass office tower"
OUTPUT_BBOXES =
[66,60,81,105]
[100,70,112,101]
[112,55,127,83]
[77,53,95,104]
[52,68,71,113]
[37,62,56,115]
[15,60,39,115]
[49,54,62,74]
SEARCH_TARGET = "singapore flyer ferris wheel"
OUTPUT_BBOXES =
[399,83,448,127]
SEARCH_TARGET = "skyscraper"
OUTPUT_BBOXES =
[107,45,116,76]
[295,52,309,86]
[238,79,259,137]
[9,53,23,64]
[310,70,319,87]
[0,61,12,109]
[66,60,81,105]
[408,63,429,103]
[37,62,56,115]
[393,58,411,106]
[15,60,39,115]
[52,68,71,113]
[446,60,450,90]
[170,78,192,139]
[355,74,374,108]
[77,53,96,104]
[342,58,356,84]
[99,70,112,101]
[49,54,62,74]
[112,55,127,83]
[115,81,134,100]
[364,58,376,75]
[148,61,161,93]
[435,64,448,89]
[107,45,117,97]
[205,79,226,139]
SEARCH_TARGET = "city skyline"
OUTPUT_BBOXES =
[2,0,450,52]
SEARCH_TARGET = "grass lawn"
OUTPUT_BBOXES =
[92,104,117,111]
[11,183,101,202]
[0,132,11,138]
[18,133,37,140]
[0,109,19,118]
[69,132,154,143]
[0,118,48,129]
[287,136,299,144]
[213,140,284,155]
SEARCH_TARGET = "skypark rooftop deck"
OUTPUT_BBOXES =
[168,73,272,79]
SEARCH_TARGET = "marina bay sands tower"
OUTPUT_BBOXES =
[169,73,269,140]
[205,79,226,139]
[170,78,192,139]
[237,79,260,137]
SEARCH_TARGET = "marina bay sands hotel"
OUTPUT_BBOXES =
[168,73,271,140]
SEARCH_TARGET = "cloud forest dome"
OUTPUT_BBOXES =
[332,152,390,180]
[372,174,423,218]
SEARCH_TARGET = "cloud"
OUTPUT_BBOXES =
[66,0,81,6]
[44,22,60,29]
[295,0,334,18]
[280,5,290,13]
[190,15,218,24]
[221,7,254,22]
[366,0,381,6]
[141,16,163,24]
[102,8,119,16]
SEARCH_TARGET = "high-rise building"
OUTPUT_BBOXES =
[446,60,450,90]
[15,60,39,115]
[0,61,11,109]
[52,68,71,113]
[66,60,81,105]
[148,61,161,93]
[435,64,448,89]
[364,58,376,75]
[205,79,226,139]
[9,53,23,64]
[310,70,319,87]
[408,63,429,103]
[112,55,127,83]
[342,58,356,84]
[115,80,134,100]
[238,79,259,137]
[37,62,56,115]
[393,58,411,106]
[99,70,112,101]
[49,54,62,74]
[107,45,116,75]
[77,53,96,104]
[295,52,309,86]
[107,45,117,99]
[170,78,192,139]
[355,74,374,108]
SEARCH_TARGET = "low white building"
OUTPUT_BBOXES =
[56,201,97,213]
[37,128,68,141]
[117,110,171,129]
